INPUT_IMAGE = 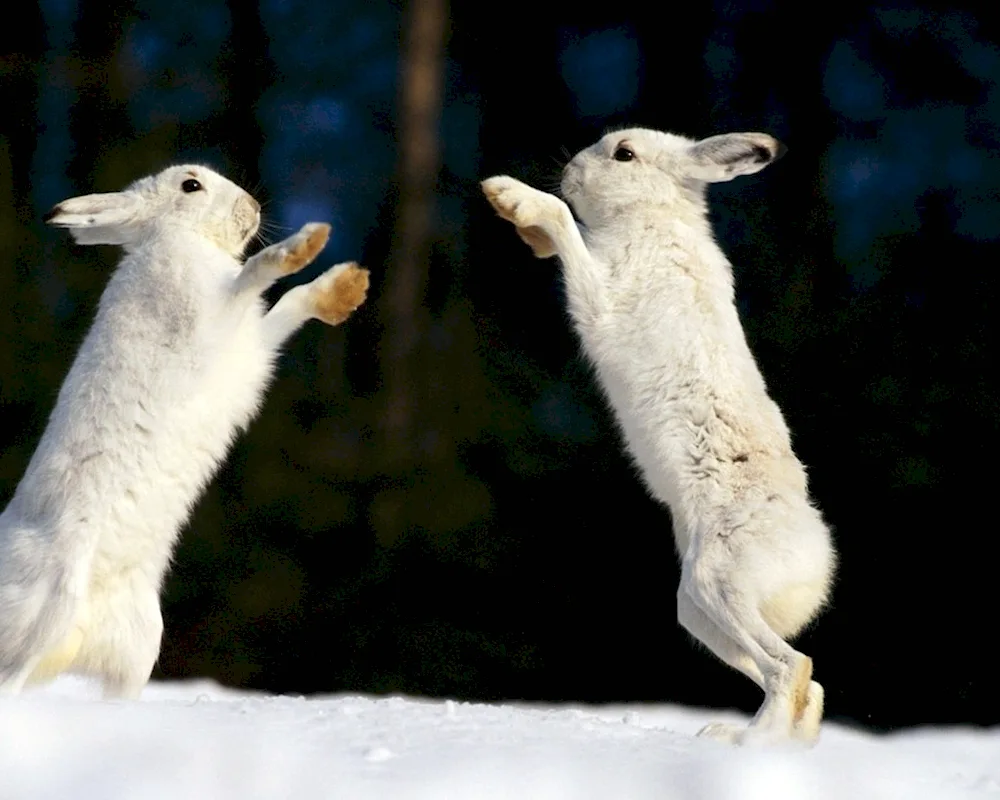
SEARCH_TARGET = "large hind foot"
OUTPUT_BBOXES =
[310,262,370,326]
[697,660,819,748]
[697,720,795,747]
[697,721,746,744]
[697,717,816,748]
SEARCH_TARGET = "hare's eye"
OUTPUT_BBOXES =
[613,146,635,163]
[181,179,203,193]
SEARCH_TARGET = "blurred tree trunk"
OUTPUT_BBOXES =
[218,0,276,189]
[379,0,448,468]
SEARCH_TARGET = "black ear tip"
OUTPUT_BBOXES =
[42,204,62,224]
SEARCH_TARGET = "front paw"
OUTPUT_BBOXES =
[482,176,563,258]
[481,176,559,229]
[275,222,331,276]
[481,175,530,224]
[310,262,370,326]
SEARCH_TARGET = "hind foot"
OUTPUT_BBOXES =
[697,666,822,748]
[697,721,789,747]
[696,721,746,744]
[697,718,814,748]
[310,262,370,326]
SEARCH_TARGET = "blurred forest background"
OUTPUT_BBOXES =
[1,0,998,731]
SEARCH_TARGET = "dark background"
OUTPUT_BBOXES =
[1,0,997,732]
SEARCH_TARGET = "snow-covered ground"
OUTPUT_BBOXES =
[0,676,996,799]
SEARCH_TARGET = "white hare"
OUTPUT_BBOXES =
[0,164,369,698]
[482,128,836,746]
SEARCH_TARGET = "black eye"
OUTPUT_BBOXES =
[613,146,635,162]
[181,178,202,193]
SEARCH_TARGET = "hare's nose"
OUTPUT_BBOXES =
[250,197,261,214]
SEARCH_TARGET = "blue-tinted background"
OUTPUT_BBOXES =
[1,0,997,730]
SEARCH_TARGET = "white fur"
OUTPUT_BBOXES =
[0,165,369,698]
[482,128,836,746]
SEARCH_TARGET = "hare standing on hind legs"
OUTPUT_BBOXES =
[482,128,836,746]
[0,165,369,699]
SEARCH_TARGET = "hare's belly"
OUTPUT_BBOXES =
[592,362,685,509]
[85,416,238,578]
[88,327,275,578]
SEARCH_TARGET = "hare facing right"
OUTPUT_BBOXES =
[482,128,836,747]
[0,165,369,699]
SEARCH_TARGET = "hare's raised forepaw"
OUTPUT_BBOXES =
[482,176,543,226]
[310,262,370,326]
[481,176,561,258]
[276,222,331,276]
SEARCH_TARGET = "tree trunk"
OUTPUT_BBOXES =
[380,0,447,466]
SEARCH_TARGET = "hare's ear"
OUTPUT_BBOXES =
[686,133,786,183]
[43,191,143,246]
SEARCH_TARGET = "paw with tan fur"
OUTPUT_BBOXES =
[309,262,370,326]
[481,175,563,258]
[274,222,331,276]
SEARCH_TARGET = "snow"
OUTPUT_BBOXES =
[0,677,996,799]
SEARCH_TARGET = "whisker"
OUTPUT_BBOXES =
[538,147,571,194]
[259,220,291,236]
[539,175,563,193]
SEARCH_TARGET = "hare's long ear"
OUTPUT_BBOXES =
[43,191,143,246]
[686,133,786,183]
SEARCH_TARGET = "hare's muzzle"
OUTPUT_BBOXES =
[233,195,261,243]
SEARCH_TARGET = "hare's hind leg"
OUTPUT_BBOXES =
[681,595,822,746]
[259,262,370,351]
[681,556,817,746]
[73,575,163,700]
[677,588,762,744]
[233,222,332,297]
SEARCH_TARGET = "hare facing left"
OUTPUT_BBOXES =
[0,165,369,698]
